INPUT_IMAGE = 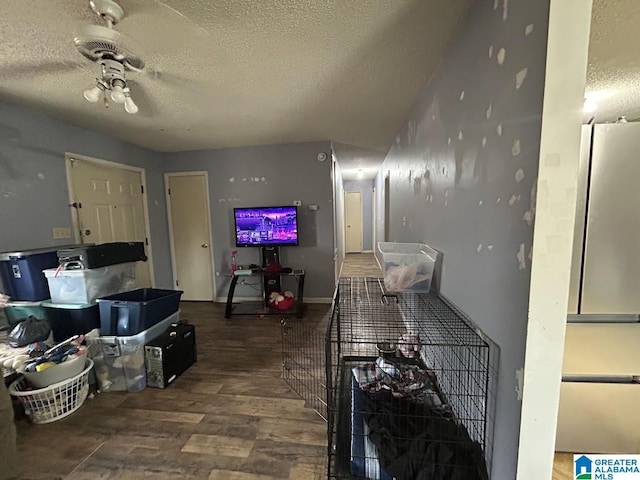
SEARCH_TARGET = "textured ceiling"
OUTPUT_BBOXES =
[0,0,474,154]
[585,0,640,122]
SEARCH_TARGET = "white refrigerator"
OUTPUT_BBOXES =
[558,123,640,453]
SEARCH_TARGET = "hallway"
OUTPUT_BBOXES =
[339,253,382,278]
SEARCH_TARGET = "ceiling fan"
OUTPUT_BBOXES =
[75,0,145,114]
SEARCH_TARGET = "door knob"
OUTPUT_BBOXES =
[84,229,91,236]
[201,243,209,248]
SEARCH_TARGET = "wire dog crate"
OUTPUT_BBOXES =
[283,277,498,480]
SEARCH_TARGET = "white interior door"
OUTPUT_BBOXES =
[345,191,363,253]
[67,156,152,287]
[166,173,214,301]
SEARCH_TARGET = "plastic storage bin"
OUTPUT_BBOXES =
[97,288,183,336]
[22,350,88,389]
[41,301,100,342]
[43,262,136,304]
[0,246,78,301]
[85,311,179,392]
[377,242,438,293]
[3,300,48,328]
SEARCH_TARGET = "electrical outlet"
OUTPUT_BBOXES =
[52,227,71,239]
[308,204,319,211]
[293,200,302,206]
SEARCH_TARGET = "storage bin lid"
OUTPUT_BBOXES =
[41,300,97,310]
[5,300,47,307]
[0,244,81,261]
[86,310,180,345]
[377,242,438,257]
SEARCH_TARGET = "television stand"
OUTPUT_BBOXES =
[261,246,281,300]
[224,268,305,319]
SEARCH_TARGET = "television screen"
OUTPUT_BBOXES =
[234,206,299,247]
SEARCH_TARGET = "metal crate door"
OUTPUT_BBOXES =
[281,318,328,422]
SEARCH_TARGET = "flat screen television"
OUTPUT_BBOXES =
[234,206,299,247]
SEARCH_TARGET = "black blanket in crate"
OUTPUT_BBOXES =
[360,390,487,480]
[351,359,488,480]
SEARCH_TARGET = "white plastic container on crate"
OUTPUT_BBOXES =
[377,242,438,293]
[43,262,136,304]
[85,311,179,392]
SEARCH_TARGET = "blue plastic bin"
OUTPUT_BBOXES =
[0,247,72,301]
[97,288,183,336]
[41,301,100,343]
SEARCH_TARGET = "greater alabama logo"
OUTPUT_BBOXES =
[574,454,640,479]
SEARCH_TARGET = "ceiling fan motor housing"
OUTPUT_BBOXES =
[75,25,145,71]
[101,58,126,88]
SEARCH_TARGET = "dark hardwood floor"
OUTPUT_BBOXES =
[12,302,330,480]
[10,253,572,479]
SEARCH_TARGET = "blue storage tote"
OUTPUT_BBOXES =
[0,247,66,301]
[97,288,183,336]
[41,301,100,343]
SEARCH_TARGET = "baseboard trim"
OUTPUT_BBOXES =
[362,250,374,253]
[214,296,333,304]
[214,296,262,303]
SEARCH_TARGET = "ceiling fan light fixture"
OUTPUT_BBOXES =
[83,84,103,103]
[124,95,138,114]
[77,0,145,115]
[110,84,126,104]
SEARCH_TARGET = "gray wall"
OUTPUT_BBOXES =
[163,142,335,300]
[376,1,549,478]
[343,179,373,251]
[0,100,173,289]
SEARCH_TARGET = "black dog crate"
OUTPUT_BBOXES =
[282,277,499,480]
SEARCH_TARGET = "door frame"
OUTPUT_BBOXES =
[384,171,391,242]
[65,152,156,287]
[344,191,363,253]
[372,187,377,254]
[164,171,216,301]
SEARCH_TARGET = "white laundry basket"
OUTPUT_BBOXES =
[9,359,93,424]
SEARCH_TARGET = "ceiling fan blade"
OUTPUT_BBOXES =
[142,66,199,87]
[0,150,20,180]
[0,121,22,143]
[0,60,87,81]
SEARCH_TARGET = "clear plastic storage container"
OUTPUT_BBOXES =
[43,263,136,304]
[377,242,439,293]
[85,311,179,392]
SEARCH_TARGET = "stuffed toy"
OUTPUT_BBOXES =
[268,290,295,310]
